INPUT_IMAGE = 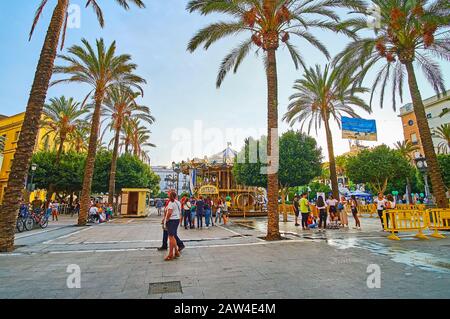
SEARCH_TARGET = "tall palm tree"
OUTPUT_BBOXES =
[186,0,361,240]
[42,96,88,162]
[283,64,371,200]
[102,85,155,205]
[0,0,145,252]
[53,38,146,226]
[335,0,450,208]
[434,123,450,154]
[120,119,155,162]
[395,140,420,202]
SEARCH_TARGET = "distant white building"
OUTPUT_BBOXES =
[399,90,450,155]
[151,165,189,196]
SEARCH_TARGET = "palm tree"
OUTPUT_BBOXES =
[42,96,88,162]
[283,64,371,200]
[67,122,90,153]
[434,123,450,154]
[335,0,450,208]
[395,140,420,202]
[120,119,155,163]
[102,85,155,205]
[0,0,145,252]
[186,0,361,240]
[53,38,146,226]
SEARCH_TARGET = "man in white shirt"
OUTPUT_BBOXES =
[374,193,387,230]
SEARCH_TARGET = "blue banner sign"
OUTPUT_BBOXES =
[341,117,377,141]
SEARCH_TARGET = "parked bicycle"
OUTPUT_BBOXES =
[29,207,50,229]
[16,204,34,232]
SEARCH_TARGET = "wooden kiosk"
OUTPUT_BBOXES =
[120,188,150,217]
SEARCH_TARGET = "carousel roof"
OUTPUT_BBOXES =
[180,143,238,172]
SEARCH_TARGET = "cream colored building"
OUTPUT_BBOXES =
[399,90,450,155]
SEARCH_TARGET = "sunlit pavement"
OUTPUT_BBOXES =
[1,208,449,299]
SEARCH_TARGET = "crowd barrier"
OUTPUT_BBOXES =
[426,209,450,239]
[382,210,429,241]
[383,208,450,240]
[358,204,376,217]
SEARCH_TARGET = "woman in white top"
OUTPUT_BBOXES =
[164,191,182,261]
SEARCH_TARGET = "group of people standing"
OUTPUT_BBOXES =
[293,193,362,231]
[155,195,229,230]
[156,193,231,261]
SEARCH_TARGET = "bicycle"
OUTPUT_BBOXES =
[17,204,34,232]
[29,207,50,229]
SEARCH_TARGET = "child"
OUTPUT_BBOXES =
[307,213,318,229]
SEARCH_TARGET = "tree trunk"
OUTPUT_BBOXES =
[78,93,104,225]
[324,116,339,200]
[405,62,448,208]
[280,186,287,222]
[56,132,66,163]
[265,48,281,240]
[0,0,68,252]
[108,126,121,206]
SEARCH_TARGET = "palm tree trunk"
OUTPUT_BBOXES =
[108,126,121,206]
[265,48,281,240]
[0,0,68,252]
[324,116,339,200]
[56,133,66,163]
[405,62,448,208]
[78,94,103,225]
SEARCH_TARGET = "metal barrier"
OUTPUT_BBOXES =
[358,204,376,217]
[383,210,429,241]
[426,209,450,239]
[395,204,426,211]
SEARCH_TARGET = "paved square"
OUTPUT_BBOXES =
[1,208,449,299]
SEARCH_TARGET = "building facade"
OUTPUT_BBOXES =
[399,90,450,156]
[0,112,57,203]
[151,165,189,195]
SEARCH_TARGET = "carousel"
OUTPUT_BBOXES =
[179,143,267,216]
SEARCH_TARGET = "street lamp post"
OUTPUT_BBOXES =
[414,155,431,203]
[29,163,37,192]
[172,162,180,196]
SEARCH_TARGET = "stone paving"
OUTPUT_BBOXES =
[1,208,449,299]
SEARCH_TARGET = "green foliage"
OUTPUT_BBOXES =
[346,145,414,193]
[437,154,450,188]
[32,151,85,193]
[233,130,322,188]
[299,182,332,200]
[31,150,159,195]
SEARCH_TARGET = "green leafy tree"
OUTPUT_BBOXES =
[437,154,450,188]
[346,145,414,194]
[234,130,322,219]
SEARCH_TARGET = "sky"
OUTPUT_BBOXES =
[0,1,449,166]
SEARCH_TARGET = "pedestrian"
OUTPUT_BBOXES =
[350,195,361,230]
[316,195,327,231]
[374,192,388,230]
[222,198,229,225]
[326,195,338,224]
[204,196,212,228]
[156,198,163,216]
[338,196,348,227]
[196,196,204,229]
[215,198,224,225]
[163,191,183,261]
[183,198,192,229]
[190,198,196,229]
[293,194,300,226]
[299,193,310,230]
[51,200,59,221]
[157,198,185,251]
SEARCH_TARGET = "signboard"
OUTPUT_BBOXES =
[198,185,219,195]
[342,117,377,141]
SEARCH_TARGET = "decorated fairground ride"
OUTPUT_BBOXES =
[179,143,267,216]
